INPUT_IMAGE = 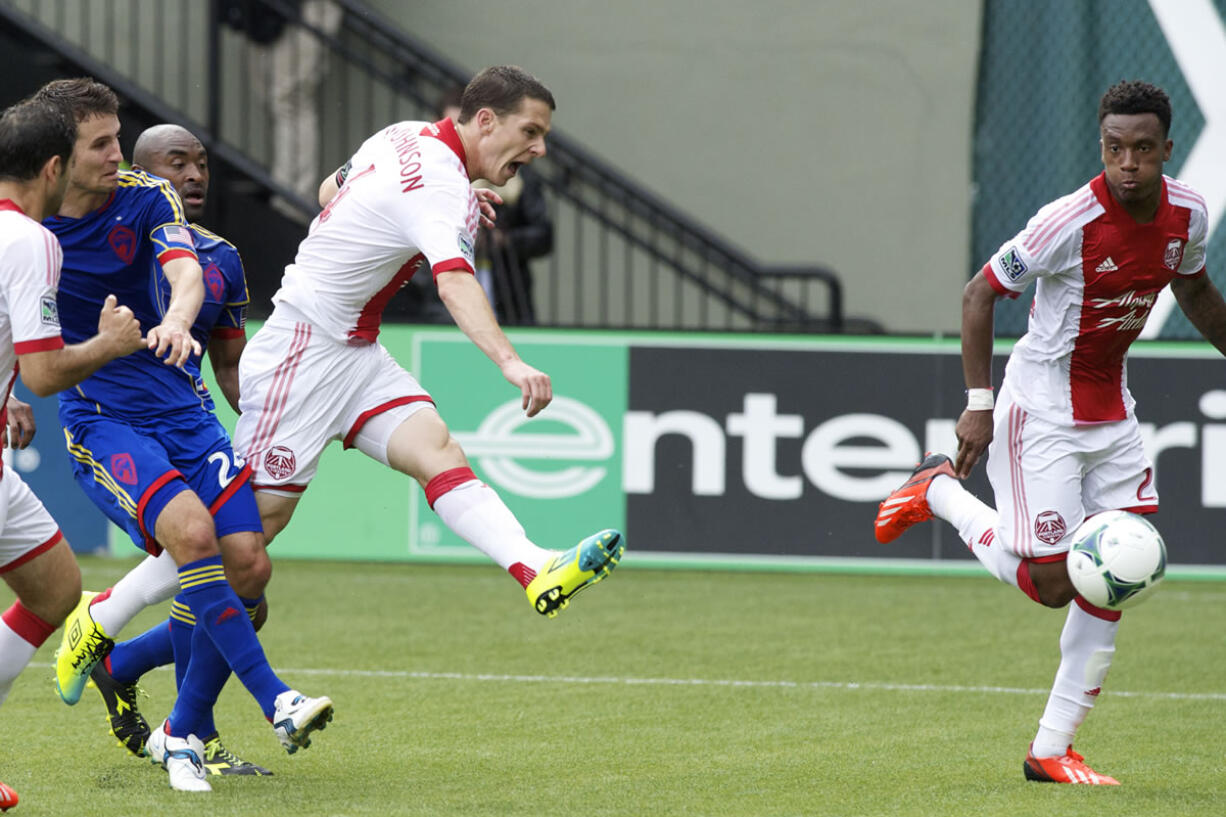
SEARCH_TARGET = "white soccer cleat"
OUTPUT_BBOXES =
[271,690,334,754]
[146,720,211,792]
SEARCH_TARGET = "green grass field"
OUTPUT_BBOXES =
[2,556,1223,817]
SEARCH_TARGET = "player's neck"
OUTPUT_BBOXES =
[1117,195,1160,224]
[0,182,46,221]
[58,186,112,219]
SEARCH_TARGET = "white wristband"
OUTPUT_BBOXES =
[966,388,994,411]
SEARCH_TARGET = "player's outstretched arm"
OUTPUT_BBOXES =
[1171,273,1226,356]
[953,272,999,479]
[436,270,552,416]
[18,294,144,397]
[147,256,204,367]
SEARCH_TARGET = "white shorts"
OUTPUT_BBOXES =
[986,381,1157,559]
[0,468,63,572]
[233,307,436,494]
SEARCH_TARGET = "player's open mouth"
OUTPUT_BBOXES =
[507,162,522,176]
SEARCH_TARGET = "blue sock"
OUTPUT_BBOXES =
[107,621,174,684]
[176,556,288,720]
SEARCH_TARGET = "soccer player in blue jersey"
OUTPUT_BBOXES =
[37,79,331,793]
[62,123,270,776]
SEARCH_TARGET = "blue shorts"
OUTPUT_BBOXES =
[60,402,261,555]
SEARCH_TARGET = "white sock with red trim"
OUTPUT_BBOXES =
[89,550,181,636]
[927,474,1020,588]
[1032,601,1120,757]
[0,601,57,706]
[427,467,552,586]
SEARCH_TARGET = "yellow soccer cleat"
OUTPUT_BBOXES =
[55,591,113,705]
[526,529,625,618]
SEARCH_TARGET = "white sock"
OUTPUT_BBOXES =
[90,550,181,636]
[927,475,1021,588]
[1031,603,1119,757]
[432,480,552,575]
[0,618,40,707]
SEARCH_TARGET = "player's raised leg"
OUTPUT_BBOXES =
[381,406,624,617]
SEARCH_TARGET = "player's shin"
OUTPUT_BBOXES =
[89,551,180,636]
[427,468,551,583]
[927,475,1023,588]
[177,557,289,718]
[0,602,54,705]
[1032,601,1120,757]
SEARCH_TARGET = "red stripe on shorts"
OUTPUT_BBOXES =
[0,530,63,574]
[342,396,435,449]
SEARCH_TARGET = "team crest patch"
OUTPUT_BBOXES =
[109,453,138,486]
[998,246,1027,281]
[1163,238,1184,271]
[264,446,297,481]
[108,225,137,264]
[39,294,59,326]
[203,263,225,301]
[1034,510,1067,545]
[457,229,475,262]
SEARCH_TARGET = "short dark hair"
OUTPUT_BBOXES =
[459,66,555,124]
[0,98,75,182]
[33,77,120,124]
[1098,80,1171,137]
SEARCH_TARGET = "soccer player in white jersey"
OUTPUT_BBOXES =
[0,97,144,810]
[235,66,624,619]
[874,80,1226,784]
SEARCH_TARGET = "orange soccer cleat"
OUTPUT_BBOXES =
[0,780,17,811]
[874,453,956,544]
[1024,745,1120,785]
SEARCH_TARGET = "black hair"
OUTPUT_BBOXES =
[0,98,75,182]
[1098,80,1171,137]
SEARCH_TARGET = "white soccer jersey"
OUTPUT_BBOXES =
[272,118,481,344]
[983,174,1207,426]
[0,202,66,439]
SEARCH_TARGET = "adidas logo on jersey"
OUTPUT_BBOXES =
[1095,257,1119,273]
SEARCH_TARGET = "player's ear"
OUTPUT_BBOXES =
[477,107,496,132]
[42,154,63,185]
[1163,139,1173,162]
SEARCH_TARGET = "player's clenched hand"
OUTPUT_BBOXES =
[4,395,35,449]
[96,294,145,358]
[474,187,502,229]
[147,315,201,368]
[953,409,993,478]
[500,359,552,417]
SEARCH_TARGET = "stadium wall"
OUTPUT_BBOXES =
[16,325,1211,574]
[366,0,983,335]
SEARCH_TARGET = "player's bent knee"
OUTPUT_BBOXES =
[219,534,272,597]
[1031,560,1078,608]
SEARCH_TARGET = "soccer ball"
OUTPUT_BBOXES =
[1066,511,1166,610]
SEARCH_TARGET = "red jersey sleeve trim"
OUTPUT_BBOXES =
[210,327,246,340]
[13,336,64,354]
[981,262,1018,299]
[431,257,475,280]
[157,248,198,265]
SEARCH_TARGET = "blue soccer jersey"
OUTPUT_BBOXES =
[45,169,206,417]
[183,223,249,347]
